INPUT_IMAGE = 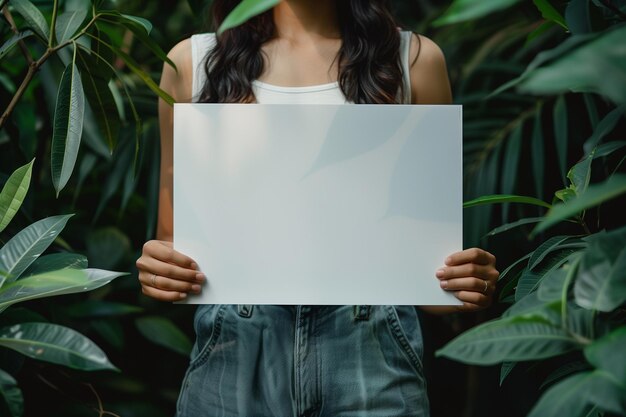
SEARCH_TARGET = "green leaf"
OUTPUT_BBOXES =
[534,175,626,234]
[433,0,521,26]
[553,96,568,185]
[567,149,595,196]
[531,109,545,199]
[0,214,73,287]
[135,316,192,356]
[565,0,592,35]
[0,30,34,60]
[0,322,118,371]
[486,217,545,237]
[54,7,88,44]
[120,14,152,34]
[0,160,33,234]
[435,315,580,365]
[518,249,581,301]
[501,124,523,221]
[529,236,571,270]
[218,0,281,34]
[500,361,516,386]
[518,27,626,105]
[584,106,625,154]
[499,253,532,282]
[555,187,577,203]
[0,268,127,313]
[527,371,626,417]
[584,327,626,384]
[464,194,552,209]
[574,227,626,312]
[21,253,87,277]
[0,368,23,417]
[51,47,85,196]
[537,267,569,302]
[540,360,591,389]
[533,0,568,30]
[61,300,143,318]
[76,48,120,151]
[9,0,50,39]
[594,141,626,159]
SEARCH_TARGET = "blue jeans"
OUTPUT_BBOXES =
[175,305,430,417]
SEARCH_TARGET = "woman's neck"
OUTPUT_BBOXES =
[273,0,340,40]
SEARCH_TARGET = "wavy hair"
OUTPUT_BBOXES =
[198,0,405,104]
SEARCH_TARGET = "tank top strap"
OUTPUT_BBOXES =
[190,33,217,102]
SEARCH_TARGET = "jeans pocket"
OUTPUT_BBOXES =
[383,305,425,375]
[188,304,228,371]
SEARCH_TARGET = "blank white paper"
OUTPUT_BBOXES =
[173,104,462,305]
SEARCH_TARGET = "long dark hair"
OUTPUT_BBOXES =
[198,0,405,104]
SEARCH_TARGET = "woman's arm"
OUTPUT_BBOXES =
[408,34,499,314]
[136,39,205,301]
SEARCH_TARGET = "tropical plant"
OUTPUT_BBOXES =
[432,0,626,416]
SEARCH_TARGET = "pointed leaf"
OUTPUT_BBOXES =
[0,268,127,313]
[21,253,87,277]
[486,217,544,237]
[533,0,568,30]
[534,174,626,234]
[553,96,568,185]
[433,0,521,26]
[567,149,595,195]
[9,0,49,39]
[464,194,552,209]
[55,8,88,44]
[435,315,580,365]
[0,215,73,286]
[0,160,33,234]
[0,368,23,417]
[0,322,118,371]
[594,141,626,159]
[540,360,591,389]
[0,30,34,60]
[574,227,626,312]
[529,236,571,269]
[584,106,625,153]
[218,0,281,34]
[51,49,85,196]
[500,361,516,386]
[135,316,192,356]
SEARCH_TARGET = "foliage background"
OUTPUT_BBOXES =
[1,0,624,416]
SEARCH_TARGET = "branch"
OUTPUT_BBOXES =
[2,4,34,65]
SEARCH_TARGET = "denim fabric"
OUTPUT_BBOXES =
[175,305,429,417]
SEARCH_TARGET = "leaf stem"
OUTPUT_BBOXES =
[49,0,59,48]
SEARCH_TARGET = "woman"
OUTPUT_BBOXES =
[136,1,499,416]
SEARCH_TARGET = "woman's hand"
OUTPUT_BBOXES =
[436,248,499,312]
[136,240,205,301]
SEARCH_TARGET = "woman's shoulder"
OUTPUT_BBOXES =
[405,32,452,104]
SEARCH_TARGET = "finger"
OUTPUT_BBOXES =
[445,248,495,266]
[455,301,488,313]
[138,271,203,294]
[453,290,490,306]
[436,264,495,281]
[143,240,198,268]
[440,277,491,293]
[140,284,188,302]
[136,256,203,283]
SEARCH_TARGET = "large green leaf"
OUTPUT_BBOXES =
[0,368,23,417]
[529,236,571,269]
[9,0,50,39]
[533,174,626,234]
[0,215,73,287]
[435,315,580,365]
[433,0,521,26]
[51,47,85,196]
[0,30,34,60]
[0,322,118,371]
[218,0,281,34]
[464,194,552,209]
[574,227,626,312]
[0,160,33,234]
[135,316,192,356]
[54,7,88,44]
[584,327,626,384]
[517,248,580,301]
[527,371,626,417]
[21,253,87,277]
[0,268,126,313]
[518,26,626,105]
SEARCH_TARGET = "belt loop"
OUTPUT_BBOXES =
[353,305,371,321]
[237,304,254,318]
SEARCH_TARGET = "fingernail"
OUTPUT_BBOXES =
[179,292,187,299]
[192,284,201,292]
[436,269,445,278]
[195,273,205,282]
[440,280,448,289]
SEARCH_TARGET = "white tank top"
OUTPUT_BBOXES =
[190,31,413,104]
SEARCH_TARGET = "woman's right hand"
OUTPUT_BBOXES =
[136,240,205,301]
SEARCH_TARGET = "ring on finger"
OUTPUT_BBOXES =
[151,273,157,288]
[482,279,488,294]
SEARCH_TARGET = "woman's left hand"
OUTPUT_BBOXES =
[436,248,499,312]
